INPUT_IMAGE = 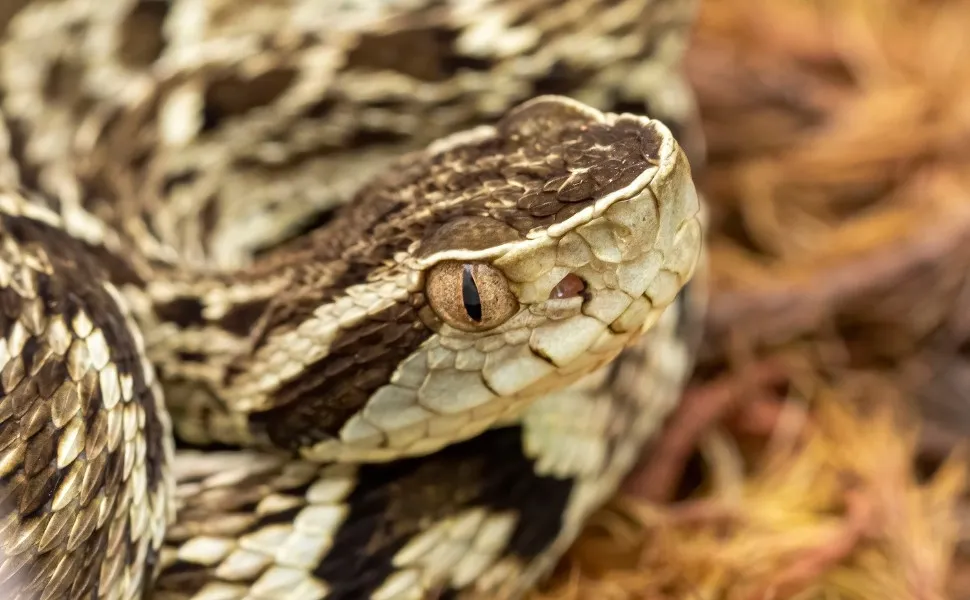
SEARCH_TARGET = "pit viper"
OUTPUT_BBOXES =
[0,1,707,598]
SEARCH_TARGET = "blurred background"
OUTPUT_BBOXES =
[536,0,970,598]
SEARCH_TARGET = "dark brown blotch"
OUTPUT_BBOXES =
[249,300,432,450]
[18,463,59,517]
[1,215,143,286]
[0,114,41,192]
[154,297,206,329]
[532,61,597,97]
[0,287,23,320]
[33,358,67,400]
[118,0,169,68]
[150,561,212,598]
[217,298,270,337]
[161,170,199,195]
[176,351,207,363]
[346,26,492,83]
[42,58,83,103]
[23,426,55,477]
[202,68,298,131]
[310,425,575,596]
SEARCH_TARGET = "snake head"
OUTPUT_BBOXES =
[236,96,702,462]
[404,94,703,417]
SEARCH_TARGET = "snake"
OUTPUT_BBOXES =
[0,0,707,598]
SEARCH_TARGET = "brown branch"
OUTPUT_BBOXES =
[724,394,789,438]
[664,497,740,526]
[624,358,791,503]
[747,489,873,600]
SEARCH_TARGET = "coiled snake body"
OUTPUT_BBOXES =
[0,1,706,598]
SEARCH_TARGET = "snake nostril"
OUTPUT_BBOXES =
[549,273,587,300]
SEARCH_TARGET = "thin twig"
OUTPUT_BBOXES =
[624,358,791,502]
[747,489,873,600]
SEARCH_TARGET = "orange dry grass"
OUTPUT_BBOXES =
[535,386,965,600]
[696,0,970,353]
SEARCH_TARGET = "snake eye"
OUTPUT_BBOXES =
[426,261,518,332]
[461,265,483,321]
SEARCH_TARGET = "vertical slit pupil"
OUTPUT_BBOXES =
[461,265,482,322]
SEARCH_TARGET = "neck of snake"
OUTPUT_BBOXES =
[126,217,422,399]
[126,234,439,452]
[130,244,329,386]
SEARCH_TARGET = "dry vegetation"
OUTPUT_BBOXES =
[535,0,970,598]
